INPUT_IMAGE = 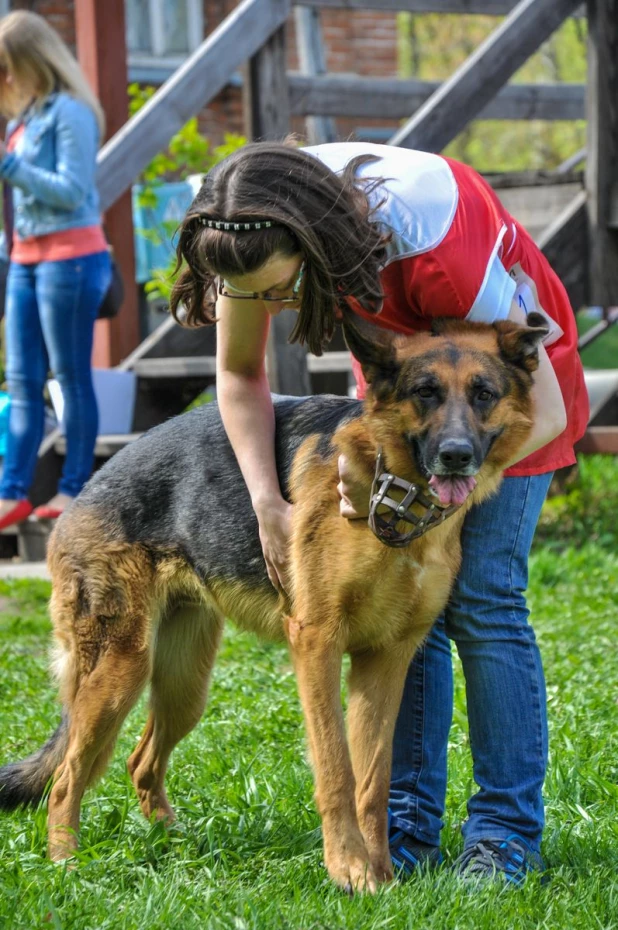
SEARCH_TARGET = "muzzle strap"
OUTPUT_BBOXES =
[368,448,461,548]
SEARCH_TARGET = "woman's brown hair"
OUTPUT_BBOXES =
[170,142,389,355]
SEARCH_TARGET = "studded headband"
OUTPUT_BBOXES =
[199,218,276,231]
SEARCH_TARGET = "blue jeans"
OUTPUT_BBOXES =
[389,473,553,853]
[0,252,111,499]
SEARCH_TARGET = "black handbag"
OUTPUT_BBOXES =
[97,255,124,319]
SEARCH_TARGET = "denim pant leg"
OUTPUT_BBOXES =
[447,474,552,852]
[389,474,552,852]
[389,620,453,846]
[36,252,111,497]
[0,262,49,499]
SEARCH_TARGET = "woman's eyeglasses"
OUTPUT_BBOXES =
[218,261,305,303]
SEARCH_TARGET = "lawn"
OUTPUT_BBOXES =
[0,456,617,930]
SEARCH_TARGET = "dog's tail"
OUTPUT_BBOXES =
[0,711,69,810]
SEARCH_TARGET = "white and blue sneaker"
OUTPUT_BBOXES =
[454,834,546,886]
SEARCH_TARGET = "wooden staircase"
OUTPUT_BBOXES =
[8,0,617,561]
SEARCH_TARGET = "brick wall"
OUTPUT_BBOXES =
[12,0,76,47]
[8,0,401,145]
[200,1,400,143]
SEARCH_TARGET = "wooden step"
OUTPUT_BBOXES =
[132,353,354,377]
[307,351,352,373]
[132,357,217,378]
[575,426,618,455]
[54,433,143,458]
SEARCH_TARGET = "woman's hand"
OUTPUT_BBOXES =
[337,454,371,520]
[254,496,293,593]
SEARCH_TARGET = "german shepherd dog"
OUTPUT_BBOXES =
[0,313,548,892]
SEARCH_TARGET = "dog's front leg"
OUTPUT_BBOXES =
[285,617,378,894]
[347,635,425,882]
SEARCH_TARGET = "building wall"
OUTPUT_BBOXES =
[12,0,76,46]
[201,1,400,143]
[8,0,401,145]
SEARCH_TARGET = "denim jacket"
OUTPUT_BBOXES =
[0,92,102,246]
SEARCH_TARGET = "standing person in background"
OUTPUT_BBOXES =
[0,10,111,528]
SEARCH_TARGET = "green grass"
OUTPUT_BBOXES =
[1,457,618,929]
[577,311,618,370]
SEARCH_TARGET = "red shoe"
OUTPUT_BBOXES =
[0,499,33,530]
[33,505,64,520]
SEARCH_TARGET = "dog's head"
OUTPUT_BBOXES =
[343,312,549,507]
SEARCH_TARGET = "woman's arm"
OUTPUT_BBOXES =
[503,301,567,467]
[216,294,292,591]
[0,97,98,210]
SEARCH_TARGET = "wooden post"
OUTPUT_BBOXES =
[245,27,303,394]
[97,0,291,211]
[75,0,139,367]
[585,0,618,307]
[272,311,311,395]
[293,6,337,143]
[245,25,291,142]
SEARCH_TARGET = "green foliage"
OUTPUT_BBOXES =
[1,455,618,928]
[127,83,246,304]
[128,84,246,196]
[535,455,618,553]
[396,13,587,172]
[576,313,618,370]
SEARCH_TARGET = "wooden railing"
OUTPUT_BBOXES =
[297,0,578,11]
[94,0,616,313]
[97,0,585,210]
[96,0,291,212]
[288,76,586,122]
[28,0,617,509]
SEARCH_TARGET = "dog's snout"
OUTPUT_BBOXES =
[438,439,474,472]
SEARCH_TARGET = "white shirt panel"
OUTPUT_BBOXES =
[304,142,459,265]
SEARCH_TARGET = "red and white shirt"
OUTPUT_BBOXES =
[306,142,588,477]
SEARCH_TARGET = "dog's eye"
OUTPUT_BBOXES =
[477,389,494,402]
[415,386,435,399]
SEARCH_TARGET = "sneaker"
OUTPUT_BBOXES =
[454,834,546,887]
[388,811,442,878]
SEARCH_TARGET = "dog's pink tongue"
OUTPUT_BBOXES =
[428,474,477,507]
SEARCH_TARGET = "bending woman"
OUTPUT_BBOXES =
[170,141,587,884]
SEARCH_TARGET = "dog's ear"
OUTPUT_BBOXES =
[496,312,550,372]
[342,313,399,399]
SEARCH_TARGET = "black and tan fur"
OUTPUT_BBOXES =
[0,313,548,892]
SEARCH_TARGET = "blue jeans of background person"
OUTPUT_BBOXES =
[0,252,111,500]
[389,473,553,853]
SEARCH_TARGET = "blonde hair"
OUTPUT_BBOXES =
[0,10,105,136]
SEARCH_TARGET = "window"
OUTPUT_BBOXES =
[125,0,204,66]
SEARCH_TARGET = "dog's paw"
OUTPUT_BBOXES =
[326,850,380,895]
[369,856,394,884]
